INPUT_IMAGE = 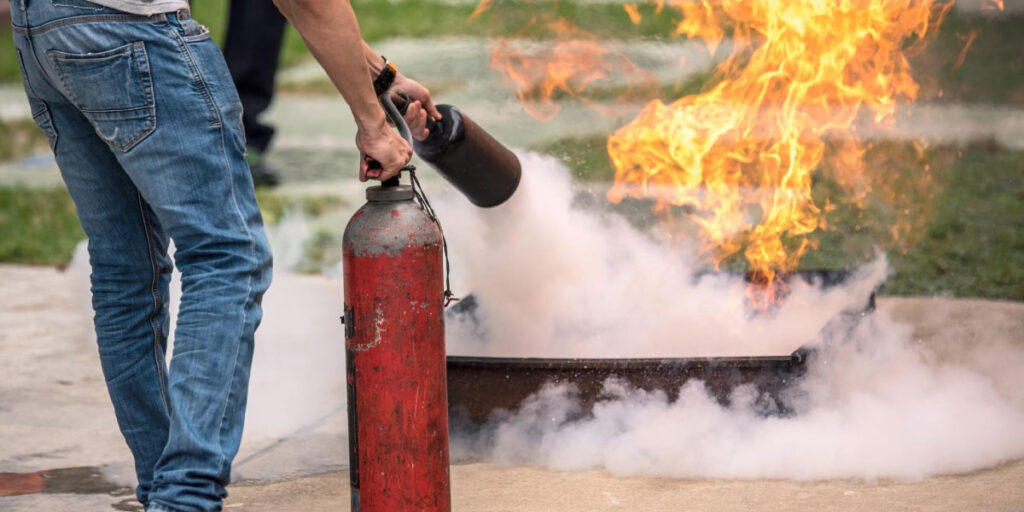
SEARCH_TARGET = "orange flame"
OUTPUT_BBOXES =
[953,29,979,71]
[624,4,644,25]
[606,0,951,305]
[488,19,656,122]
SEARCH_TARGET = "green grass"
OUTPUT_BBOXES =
[296,229,343,274]
[190,0,677,71]
[0,186,85,266]
[253,189,346,226]
[881,144,1024,299]
[0,186,345,266]
[912,9,1024,105]
[0,117,48,161]
[0,40,20,86]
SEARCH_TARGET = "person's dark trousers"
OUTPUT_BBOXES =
[223,0,287,154]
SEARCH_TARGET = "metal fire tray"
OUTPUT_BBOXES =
[444,270,873,425]
[446,349,811,425]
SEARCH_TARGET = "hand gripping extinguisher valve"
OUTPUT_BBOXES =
[372,93,458,306]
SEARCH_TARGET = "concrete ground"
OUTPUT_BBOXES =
[1,264,1021,511]
[227,460,1024,512]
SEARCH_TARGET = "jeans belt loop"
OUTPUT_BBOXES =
[176,8,190,21]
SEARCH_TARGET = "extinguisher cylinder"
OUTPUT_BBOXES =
[342,184,451,512]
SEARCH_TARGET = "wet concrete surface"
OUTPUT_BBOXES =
[0,466,126,497]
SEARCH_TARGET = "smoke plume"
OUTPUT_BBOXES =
[437,154,1024,480]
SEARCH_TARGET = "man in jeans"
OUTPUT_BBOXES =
[10,0,438,510]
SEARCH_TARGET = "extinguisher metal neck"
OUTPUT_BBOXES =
[366,184,414,202]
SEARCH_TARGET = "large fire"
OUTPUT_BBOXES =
[480,0,999,304]
[607,0,952,304]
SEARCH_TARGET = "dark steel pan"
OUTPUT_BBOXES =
[446,349,811,425]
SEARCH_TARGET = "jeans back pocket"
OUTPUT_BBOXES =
[47,41,156,151]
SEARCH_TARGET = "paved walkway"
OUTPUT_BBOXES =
[1,263,1021,511]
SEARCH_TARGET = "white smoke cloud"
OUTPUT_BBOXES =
[436,153,1024,480]
[452,309,1024,480]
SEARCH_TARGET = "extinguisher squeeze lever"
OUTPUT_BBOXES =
[370,93,415,188]
[363,93,459,306]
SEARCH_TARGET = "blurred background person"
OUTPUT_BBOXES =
[223,0,288,187]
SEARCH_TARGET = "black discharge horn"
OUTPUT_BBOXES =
[392,96,522,207]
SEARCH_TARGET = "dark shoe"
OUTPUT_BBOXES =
[246,147,280,187]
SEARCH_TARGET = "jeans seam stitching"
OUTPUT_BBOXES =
[49,43,132,62]
[166,24,222,127]
[116,42,158,151]
[78,105,154,114]
[45,51,81,111]
[14,49,59,151]
[53,0,105,11]
[212,116,259,481]
[34,103,59,151]
[15,13,166,37]
[138,194,171,416]
[182,32,211,43]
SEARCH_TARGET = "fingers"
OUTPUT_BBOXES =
[421,95,442,122]
[376,137,412,179]
[360,155,378,182]
[393,76,441,122]
[404,101,430,141]
[355,121,413,183]
[378,166,401,182]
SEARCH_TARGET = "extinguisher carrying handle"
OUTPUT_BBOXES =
[380,92,414,146]
[376,94,460,307]
[367,93,415,188]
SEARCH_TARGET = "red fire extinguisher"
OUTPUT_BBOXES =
[341,93,520,511]
[342,174,451,511]
[342,95,451,512]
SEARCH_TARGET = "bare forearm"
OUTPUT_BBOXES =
[362,41,386,76]
[274,0,384,130]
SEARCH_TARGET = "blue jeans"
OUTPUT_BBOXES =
[10,1,273,510]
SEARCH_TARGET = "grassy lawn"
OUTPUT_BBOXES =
[881,145,1024,299]
[0,187,345,268]
[0,186,84,266]
[0,117,48,161]
[912,8,1024,106]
